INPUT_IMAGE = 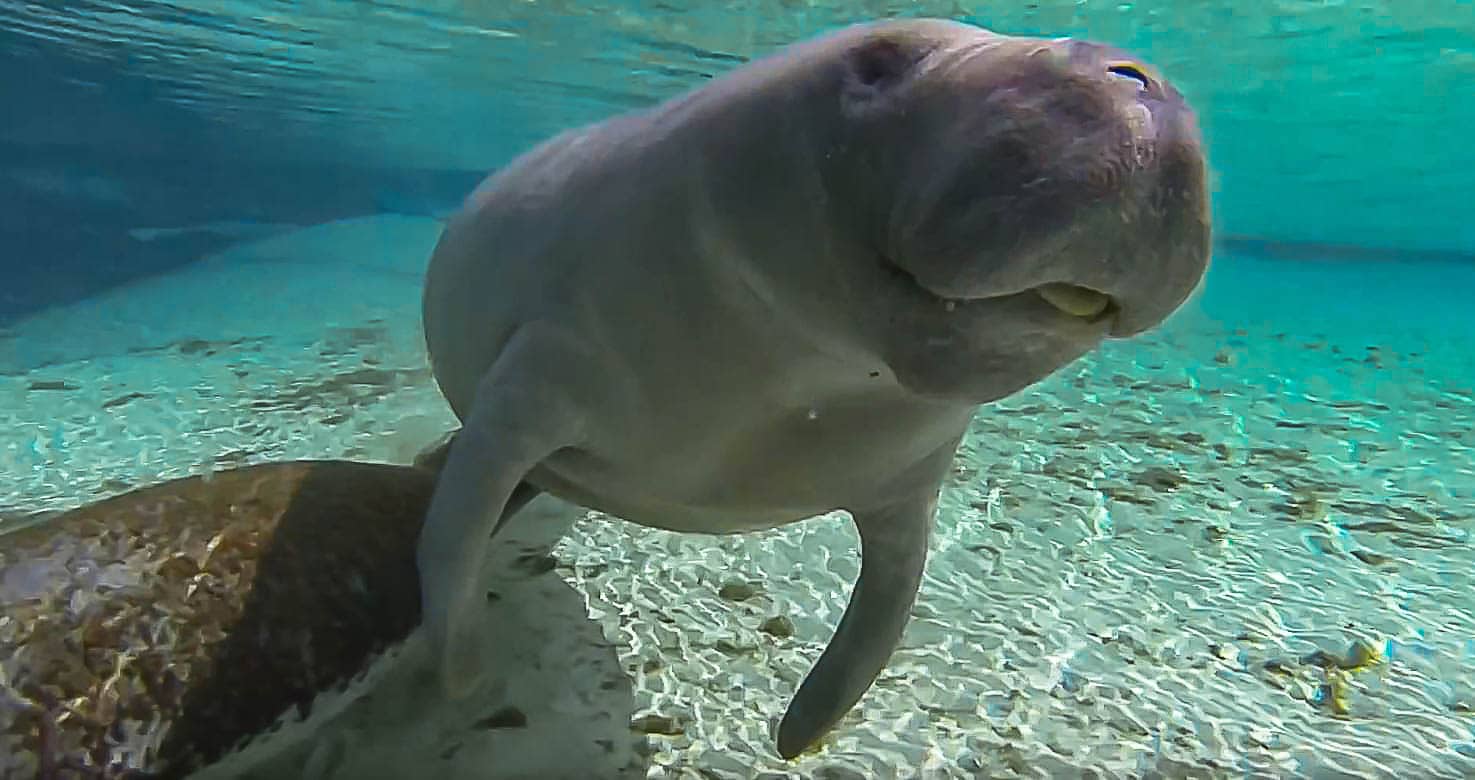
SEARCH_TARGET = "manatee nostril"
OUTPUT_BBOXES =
[1106,61,1151,91]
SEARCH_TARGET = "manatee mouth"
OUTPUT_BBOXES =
[880,256,1117,324]
[1034,282,1114,319]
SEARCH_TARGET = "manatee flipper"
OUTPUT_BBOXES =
[776,489,937,759]
[416,325,591,697]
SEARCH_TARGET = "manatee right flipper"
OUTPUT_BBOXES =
[775,487,938,759]
[416,324,594,697]
[413,431,542,518]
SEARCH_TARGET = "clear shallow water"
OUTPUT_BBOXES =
[4,0,1473,257]
[1,2,1473,778]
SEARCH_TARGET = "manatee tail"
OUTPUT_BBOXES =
[775,495,934,759]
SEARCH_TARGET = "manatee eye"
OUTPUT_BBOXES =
[1106,61,1151,90]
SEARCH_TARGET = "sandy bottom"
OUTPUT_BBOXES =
[3,216,1474,778]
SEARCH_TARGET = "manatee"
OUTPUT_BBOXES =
[416,17,1212,758]
[0,455,638,779]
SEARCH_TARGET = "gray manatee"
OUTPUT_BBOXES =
[416,17,1211,758]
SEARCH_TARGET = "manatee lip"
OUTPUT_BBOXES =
[1034,282,1115,321]
[878,255,983,307]
[879,255,1117,325]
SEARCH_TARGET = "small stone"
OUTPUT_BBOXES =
[1301,649,1337,669]
[718,581,760,601]
[1282,492,1324,521]
[1136,466,1185,491]
[631,713,684,735]
[28,379,80,391]
[759,616,795,639]
[714,637,756,656]
[102,392,150,409]
[156,553,200,578]
[761,613,796,639]
[1343,639,1380,670]
[1321,677,1352,715]
[1350,549,1391,567]
[1302,534,1337,556]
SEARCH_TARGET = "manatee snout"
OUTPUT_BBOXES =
[881,34,1211,337]
[836,24,1211,404]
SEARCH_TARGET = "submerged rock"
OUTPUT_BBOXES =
[2,453,649,780]
[0,459,437,779]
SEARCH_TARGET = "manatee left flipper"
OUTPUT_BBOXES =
[775,485,938,759]
[416,324,594,697]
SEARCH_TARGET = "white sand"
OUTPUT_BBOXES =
[3,216,1474,778]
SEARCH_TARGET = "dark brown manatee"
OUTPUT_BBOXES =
[416,17,1212,759]
[0,447,630,779]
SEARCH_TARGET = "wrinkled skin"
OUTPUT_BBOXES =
[416,18,1211,759]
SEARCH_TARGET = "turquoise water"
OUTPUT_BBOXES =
[2,2,1473,778]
